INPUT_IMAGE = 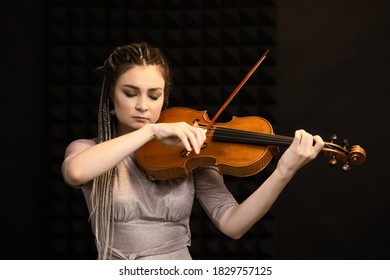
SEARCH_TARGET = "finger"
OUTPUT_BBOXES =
[175,126,193,152]
[188,128,204,154]
[177,125,201,154]
[195,128,207,149]
[300,130,314,150]
[293,129,303,146]
[312,135,325,154]
[179,134,193,152]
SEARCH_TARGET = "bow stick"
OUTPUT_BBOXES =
[205,48,270,130]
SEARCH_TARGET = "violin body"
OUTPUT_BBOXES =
[136,107,279,180]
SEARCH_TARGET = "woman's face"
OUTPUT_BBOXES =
[112,65,165,135]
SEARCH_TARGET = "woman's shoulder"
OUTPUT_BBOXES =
[64,138,98,155]
[67,137,98,147]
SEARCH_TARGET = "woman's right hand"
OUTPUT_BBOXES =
[150,122,207,154]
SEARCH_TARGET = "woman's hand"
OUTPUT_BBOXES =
[277,129,325,176]
[218,129,324,239]
[150,122,207,154]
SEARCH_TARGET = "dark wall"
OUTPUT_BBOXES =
[274,0,390,259]
[0,1,48,259]
[1,0,389,260]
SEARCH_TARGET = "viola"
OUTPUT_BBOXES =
[135,107,366,181]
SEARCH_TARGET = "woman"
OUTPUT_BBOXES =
[62,42,324,260]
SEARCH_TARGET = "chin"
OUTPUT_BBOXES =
[131,122,148,130]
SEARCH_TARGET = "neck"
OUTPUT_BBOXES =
[213,126,293,147]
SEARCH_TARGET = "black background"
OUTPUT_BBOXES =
[1,0,389,259]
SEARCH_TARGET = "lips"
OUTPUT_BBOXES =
[133,116,149,122]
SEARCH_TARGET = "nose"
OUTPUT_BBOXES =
[135,96,148,112]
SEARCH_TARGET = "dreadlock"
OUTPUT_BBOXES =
[90,42,172,259]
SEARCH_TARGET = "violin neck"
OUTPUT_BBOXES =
[213,126,293,147]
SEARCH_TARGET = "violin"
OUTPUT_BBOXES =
[135,107,366,181]
[135,49,366,180]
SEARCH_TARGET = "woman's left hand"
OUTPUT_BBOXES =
[277,129,325,176]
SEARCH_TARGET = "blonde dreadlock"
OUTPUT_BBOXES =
[90,42,172,259]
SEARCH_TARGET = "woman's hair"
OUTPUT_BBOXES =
[90,42,172,259]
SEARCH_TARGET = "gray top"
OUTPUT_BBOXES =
[64,138,238,259]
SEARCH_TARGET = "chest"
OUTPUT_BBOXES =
[113,160,195,223]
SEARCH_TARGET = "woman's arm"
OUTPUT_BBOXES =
[62,122,206,187]
[218,129,325,239]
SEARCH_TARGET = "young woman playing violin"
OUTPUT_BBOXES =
[61,42,325,260]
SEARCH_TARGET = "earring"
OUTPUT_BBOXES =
[110,109,116,116]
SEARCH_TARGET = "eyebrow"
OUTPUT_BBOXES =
[122,85,163,92]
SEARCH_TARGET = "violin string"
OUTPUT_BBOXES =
[208,127,341,151]
[209,126,293,146]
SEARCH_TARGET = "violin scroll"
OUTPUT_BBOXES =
[322,134,366,172]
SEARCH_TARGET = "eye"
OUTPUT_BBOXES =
[124,91,137,97]
[148,94,160,101]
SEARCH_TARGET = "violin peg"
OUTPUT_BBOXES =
[329,134,337,143]
[328,155,337,166]
[343,139,350,149]
[342,161,351,172]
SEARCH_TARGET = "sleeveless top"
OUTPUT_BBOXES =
[63,138,238,259]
